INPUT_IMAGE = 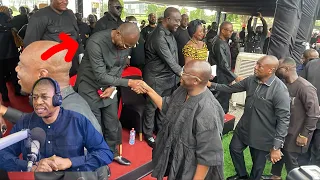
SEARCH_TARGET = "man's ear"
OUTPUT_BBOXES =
[39,69,49,78]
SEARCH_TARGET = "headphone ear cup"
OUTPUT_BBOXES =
[52,94,63,107]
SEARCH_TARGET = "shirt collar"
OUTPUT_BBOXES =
[255,74,276,87]
[61,86,76,100]
[39,107,63,126]
[159,24,171,36]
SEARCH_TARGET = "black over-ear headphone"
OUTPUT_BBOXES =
[29,77,63,107]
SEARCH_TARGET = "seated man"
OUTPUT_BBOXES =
[0,78,113,172]
[0,41,102,134]
[136,60,225,180]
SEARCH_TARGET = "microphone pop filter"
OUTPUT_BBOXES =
[31,127,46,146]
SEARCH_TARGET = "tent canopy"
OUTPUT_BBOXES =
[141,0,320,19]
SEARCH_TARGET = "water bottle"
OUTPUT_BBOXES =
[129,128,136,145]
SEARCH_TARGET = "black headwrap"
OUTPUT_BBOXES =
[187,19,206,37]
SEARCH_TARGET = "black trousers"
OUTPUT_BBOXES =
[143,87,174,138]
[229,132,269,180]
[298,128,320,166]
[271,150,299,176]
[216,91,232,113]
[91,102,122,157]
[311,129,320,166]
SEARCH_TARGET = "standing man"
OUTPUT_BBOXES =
[173,14,189,66]
[23,0,84,77]
[205,21,218,49]
[239,27,246,44]
[87,14,97,34]
[75,23,143,166]
[143,7,182,147]
[208,55,290,180]
[138,60,225,180]
[125,16,145,70]
[246,13,268,53]
[75,13,91,49]
[140,13,157,40]
[297,48,319,73]
[300,57,320,167]
[209,21,243,113]
[93,0,123,33]
[265,58,319,179]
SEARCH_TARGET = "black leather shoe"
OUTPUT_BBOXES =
[261,175,282,180]
[146,137,155,148]
[226,175,249,180]
[114,156,131,166]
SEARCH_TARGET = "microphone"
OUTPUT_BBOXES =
[0,129,30,150]
[27,127,46,172]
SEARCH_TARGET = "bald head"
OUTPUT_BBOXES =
[184,60,212,86]
[281,57,296,67]
[148,13,156,25]
[20,41,70,74]
[303,49,319,64]
[112,23,140,50]
[125,16,137,22]
[164,7,180,18]
[118,22,140,38]
[17,41,71,93]
[260,55,279,71]
[220,21,232,31]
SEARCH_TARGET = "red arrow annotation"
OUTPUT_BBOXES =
[41,32,79,62]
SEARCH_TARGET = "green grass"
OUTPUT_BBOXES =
[223,132,287,179]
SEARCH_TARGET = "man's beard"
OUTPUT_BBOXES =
[149,21,156,25]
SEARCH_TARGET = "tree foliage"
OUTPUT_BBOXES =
[180,7,188,15]
[189,9,215,24]
[146,4,166,18]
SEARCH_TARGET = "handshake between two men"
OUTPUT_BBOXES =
[97,80,149,99]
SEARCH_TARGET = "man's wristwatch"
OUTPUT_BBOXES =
[273,146,279,151]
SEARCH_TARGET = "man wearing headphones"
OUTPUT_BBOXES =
[0,41,102,135]
[0,77,113,173]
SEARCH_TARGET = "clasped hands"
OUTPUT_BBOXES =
[32,155,72,172]
[128,79,149,94]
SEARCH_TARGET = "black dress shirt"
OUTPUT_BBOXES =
[140,25,156,40]
[75,29,130,108]
[23,6,82,49]
[209,36,237,84]
[143,24,182,91]
[210,75,291,151]
[173,26,190,66]
[93,12,123,34]
[300,58,320,128]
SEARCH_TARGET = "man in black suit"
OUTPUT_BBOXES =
[75,23,144,166]
[143,7,182,147]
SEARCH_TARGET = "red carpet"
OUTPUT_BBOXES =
[1,83,155,179]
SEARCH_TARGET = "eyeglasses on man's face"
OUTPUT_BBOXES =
[180,68,202,82]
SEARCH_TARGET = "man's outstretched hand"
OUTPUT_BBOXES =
[128,79,148,94]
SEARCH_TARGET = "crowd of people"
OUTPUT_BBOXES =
[0,0,320,179]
